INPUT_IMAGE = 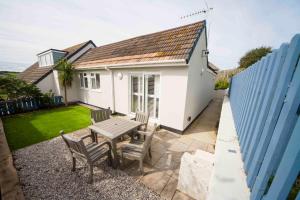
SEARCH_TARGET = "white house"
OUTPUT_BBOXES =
[19,21,217,133]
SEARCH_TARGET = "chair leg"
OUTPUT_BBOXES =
[148,147,152,159]
[107,152,112,166]
[72,157,76,171]
[88,165,93,184]
[139,160,144,174]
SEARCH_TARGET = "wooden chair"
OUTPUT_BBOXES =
[134,111,150,131]
[60,130,112,183]
[91,108,111,124]
[90,108,111,142]
[120,124,157,174]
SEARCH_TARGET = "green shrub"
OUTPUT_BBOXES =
[239,46,272,69]
[215,78,229,90]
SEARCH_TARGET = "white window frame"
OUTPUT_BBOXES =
[90,72,101,91]
[82,72,89,89]
[79,73,84,88]
[129,72,161,120]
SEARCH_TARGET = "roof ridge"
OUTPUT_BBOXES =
[93,20,205,50]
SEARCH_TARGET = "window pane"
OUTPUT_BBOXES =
[156,98,159,118]
[132,76,138,93]
[148,97,154,118]
[80,73,84,87]
[155,75,160,96]
[147,75,155,95]
[84,77,88,88]
[131,95,138,112]
[91,78,96,89]
[96,74,100,88]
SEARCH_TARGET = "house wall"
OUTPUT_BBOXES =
[73,66,189,131]
[36,42,96,102]
[75,70,113,108]
[183,27,216,130]
[36,72,58,94]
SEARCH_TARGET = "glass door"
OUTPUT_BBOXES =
[130,74,160,119]
[145,74,160,119]
[131,74,144,112]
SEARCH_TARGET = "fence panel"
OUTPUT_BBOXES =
[229,34,300,200]
[0,96,64,117]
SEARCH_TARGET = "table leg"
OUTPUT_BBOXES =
[111,139,119,168]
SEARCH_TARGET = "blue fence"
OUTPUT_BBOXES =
[229,34,300,200]
[0,96,64,116]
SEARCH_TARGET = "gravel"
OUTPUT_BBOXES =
[13,136,161,200]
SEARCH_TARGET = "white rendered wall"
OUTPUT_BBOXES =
[36,72,58,94]
[183,28,216,130]
[75,70,113,109]
[112,67,188,131]
[72,66,188,131]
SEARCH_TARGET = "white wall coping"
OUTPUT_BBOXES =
[207,95,250,200]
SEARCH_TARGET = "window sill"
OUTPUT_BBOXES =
[90,89,102,93]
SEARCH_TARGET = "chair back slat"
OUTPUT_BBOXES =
[135,111,149,129]
[142,124,157,155]
[91,108,111,124]
[60,132,87,156]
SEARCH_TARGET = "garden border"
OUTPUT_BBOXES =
[0,118,24,200]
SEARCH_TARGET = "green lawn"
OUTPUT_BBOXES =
[3,105,91,151]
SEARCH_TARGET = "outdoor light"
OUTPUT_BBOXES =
[117,72,123,80]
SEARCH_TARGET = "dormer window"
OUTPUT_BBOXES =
[37,49,66,67]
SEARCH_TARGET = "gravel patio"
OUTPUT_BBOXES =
[13,91,224,200]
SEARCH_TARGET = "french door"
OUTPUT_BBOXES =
[130,74,160,119]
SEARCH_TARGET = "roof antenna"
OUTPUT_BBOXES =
[180,0,213,42]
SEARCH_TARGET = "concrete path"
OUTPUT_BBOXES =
[123,90,225,200]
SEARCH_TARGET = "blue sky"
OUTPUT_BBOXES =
[0,0,299,71]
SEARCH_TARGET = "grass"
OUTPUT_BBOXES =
[2,105,91,151]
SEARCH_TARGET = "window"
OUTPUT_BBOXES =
[79,73,84,88]
[83,73,88,88]
[91,73,100,89]
[130,74,160,119]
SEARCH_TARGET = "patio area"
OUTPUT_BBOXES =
[13,91,224,200]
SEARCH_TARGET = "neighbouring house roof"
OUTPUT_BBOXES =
[73,21,206,68]
[208,62,219,74]
[19,40,95,84]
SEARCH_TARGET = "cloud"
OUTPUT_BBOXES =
[0,0,299,71]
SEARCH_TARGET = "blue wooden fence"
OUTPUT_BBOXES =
[0,96,63,116]
[229,34,300,200]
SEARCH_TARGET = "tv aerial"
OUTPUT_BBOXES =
[180,0,213,19]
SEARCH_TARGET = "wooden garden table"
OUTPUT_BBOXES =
[88,117,141,168]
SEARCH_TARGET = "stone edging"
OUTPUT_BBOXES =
[207,95,250,200]
[0,118,24,200]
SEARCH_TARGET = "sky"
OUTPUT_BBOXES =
[0,0,300,72]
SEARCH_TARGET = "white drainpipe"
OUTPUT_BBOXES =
[105,66,115,113]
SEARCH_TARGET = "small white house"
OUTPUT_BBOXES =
[19,21,217,133]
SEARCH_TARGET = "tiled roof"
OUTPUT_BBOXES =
[19,41,92,84]
[74,21,205,68]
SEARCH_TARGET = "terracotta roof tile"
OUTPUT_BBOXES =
[74,21,205,68]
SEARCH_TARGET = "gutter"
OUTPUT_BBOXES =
[74,59,188,70]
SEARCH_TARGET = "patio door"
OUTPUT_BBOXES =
[130,74,160,119]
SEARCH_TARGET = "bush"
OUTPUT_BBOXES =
[239,46,272,69]
[215,78,229,90]
[0,75,42,100]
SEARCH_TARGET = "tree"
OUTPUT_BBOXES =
[56,59,74,106]
[0,75,42,100]
[239,46,272,69]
